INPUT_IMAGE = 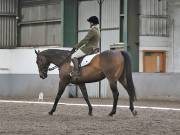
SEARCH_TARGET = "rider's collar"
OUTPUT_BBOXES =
[91,25,99,29]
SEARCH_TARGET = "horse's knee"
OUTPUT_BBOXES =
[112,91,119,99]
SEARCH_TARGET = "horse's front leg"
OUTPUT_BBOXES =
[49,81,68,115]
[79,83,93,116]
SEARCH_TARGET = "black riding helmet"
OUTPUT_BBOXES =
[87,16,99,25]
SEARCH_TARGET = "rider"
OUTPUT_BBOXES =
[71,16,100,79]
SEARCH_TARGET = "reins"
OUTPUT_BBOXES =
[48,48,99,71]
[48,65,58,71]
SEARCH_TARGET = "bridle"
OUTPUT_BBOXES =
[37,55,50,74]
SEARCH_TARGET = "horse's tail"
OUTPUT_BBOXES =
[121,51,137,101]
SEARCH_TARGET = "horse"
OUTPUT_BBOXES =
[35,49,137,116]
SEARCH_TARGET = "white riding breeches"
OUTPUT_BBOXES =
[71,49,85,58]
[70,49,86,67]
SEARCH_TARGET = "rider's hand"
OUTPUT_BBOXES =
[71,47,77,53]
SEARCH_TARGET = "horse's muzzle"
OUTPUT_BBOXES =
[40,72,47,79]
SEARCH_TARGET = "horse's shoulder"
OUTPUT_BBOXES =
[61,62,71,71]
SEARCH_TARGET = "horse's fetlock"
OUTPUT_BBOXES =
[129,106,134,112]
[89,107,93,111]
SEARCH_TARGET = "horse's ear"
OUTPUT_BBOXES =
[35,50,39,55]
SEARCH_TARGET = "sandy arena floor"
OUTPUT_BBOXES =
[0,98,180,135]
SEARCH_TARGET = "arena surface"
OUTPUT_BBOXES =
[0,98,180,135]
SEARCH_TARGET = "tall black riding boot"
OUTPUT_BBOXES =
[71,57,80,80]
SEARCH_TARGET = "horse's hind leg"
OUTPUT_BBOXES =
[108,80,119,116]
[119,78,137,116]
[79,83,93,116]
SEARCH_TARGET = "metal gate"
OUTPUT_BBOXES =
[0,0,18,48]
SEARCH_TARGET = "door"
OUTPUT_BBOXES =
[143,51,166,73]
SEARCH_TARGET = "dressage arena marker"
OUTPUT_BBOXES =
[0,100,180,111]
[38,92,44,102]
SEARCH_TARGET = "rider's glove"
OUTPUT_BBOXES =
[71,47,77,53]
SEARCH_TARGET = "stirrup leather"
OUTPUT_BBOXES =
[70,58,80,79]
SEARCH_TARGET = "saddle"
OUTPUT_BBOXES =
[78,48,99,67]
[70,48,99,80]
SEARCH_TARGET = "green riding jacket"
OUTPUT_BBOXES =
[75,26,100,54]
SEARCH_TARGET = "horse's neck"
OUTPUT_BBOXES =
[49,54,71,67]
[50,59,61,66]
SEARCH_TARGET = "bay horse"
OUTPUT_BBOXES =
[35,49,137,116]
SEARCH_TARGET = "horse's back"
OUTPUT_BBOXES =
[90,50,124,80]
[100,50,123,57]
[98,50,124,64]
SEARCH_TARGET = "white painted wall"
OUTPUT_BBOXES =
[0,47,71,74]
[0,50,11,74]
[0,47,73,98]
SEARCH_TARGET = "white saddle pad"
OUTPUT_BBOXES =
[80,53,99,67]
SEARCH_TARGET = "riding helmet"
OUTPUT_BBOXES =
[87,16,99,25]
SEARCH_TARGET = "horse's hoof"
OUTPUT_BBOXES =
[132,110,137,116]
[49,111,53,115]
[88,112,93,116]
[88,111,93,116]
[108,112,115,117]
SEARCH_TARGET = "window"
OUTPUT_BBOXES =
[140,0,168,37]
